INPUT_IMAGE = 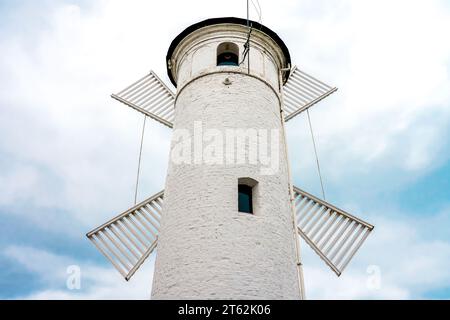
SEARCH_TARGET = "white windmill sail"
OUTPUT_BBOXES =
[111,71,175,128]
[86,190,164,280]
[283,66,337,121]
[87,187,373,280]
[293,186,374,276]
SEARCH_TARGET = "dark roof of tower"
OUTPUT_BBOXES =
[166,17,291,87]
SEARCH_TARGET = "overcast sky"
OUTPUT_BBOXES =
[1,0,450,299]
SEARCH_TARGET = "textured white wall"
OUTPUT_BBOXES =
[172,24,284,90]
[152,24,300,299]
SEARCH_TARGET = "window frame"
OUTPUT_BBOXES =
[217,42,239,67]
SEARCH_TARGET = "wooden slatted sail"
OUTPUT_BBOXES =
[111,71,175,128]
[283,66,337,121]
[86,190,164,280]
[293,186,374,276]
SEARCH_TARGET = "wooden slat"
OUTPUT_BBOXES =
[111,71,175,128]
[87,190,164,281]
[294,185,374,276]
[283,66,337,121]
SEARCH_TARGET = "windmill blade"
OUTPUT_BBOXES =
[86,190,164,281]
[293,186,374,276]
[283,66,337,121]
[111,71,175,128]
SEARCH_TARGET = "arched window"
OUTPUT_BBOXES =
[217,42,239,66]
[238,178,258,214]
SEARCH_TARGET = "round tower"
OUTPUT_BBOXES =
[151,17,301,299]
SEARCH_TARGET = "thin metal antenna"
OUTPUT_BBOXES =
[243,0,262,73]
[247,0,249,26]
[306,109,326,201]
[247,0,250,74]
[134,114,147,205]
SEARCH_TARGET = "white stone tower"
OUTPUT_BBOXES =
[87,17,375,301]
[151,17,300,299]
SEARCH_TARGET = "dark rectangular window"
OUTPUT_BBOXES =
[238,184,253,214]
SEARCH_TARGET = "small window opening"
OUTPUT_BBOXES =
[238,185,253,214]
[238,177,258,214]
[217,42,239,66]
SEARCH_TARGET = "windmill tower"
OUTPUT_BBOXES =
[87,17,374,300]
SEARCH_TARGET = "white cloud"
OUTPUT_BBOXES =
[286,0,450,189]
[4,245,155,300]
[302,207,450,299]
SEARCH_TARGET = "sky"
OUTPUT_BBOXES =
[0,0,450,299]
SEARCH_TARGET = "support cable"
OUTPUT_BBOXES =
[240,26,253,66]
[134,114,147,205]
[279,70,306,300]
[306,108,326,201]
[250,0,262,24]
[241,0,253,73]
